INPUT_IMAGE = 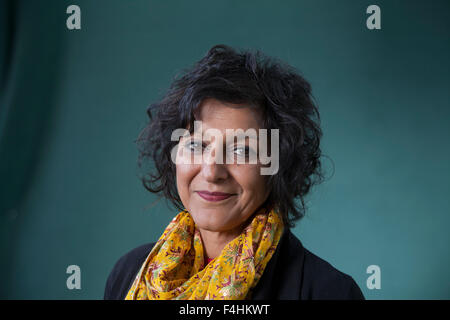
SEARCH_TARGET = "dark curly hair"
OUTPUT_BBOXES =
[136,44,325,228]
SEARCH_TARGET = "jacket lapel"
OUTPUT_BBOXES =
[251,227,305,300]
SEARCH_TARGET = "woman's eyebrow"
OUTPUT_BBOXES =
[186,129,260,143]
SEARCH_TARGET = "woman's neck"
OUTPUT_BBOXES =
[198,226,243,260]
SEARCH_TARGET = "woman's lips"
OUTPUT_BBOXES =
[196,191,235,202]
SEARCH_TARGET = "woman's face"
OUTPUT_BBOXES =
[176,98,270,235]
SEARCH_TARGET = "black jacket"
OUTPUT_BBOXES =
[104,227,365,300]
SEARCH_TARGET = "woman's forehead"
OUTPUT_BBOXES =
[192,98,264,130]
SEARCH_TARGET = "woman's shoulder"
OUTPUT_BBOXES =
[302,247,364,299]
[103,242,156,300]
[286,231,365,299]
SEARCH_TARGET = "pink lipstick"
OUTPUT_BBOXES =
[196,191,235,202]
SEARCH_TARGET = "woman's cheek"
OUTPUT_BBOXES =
[176,165,191,202]
[177,164,201,201]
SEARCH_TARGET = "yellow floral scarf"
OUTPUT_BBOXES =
[125,207,284,300]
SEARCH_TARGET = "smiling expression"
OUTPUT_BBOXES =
[176,98,271,234]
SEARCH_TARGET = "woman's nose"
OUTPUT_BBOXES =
[201,146,229,182]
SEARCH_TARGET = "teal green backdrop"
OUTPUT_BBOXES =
[1,0,449,299]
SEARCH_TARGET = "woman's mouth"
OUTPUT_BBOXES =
[195,191,236,202]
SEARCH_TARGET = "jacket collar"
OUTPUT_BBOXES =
[251,227,305,300]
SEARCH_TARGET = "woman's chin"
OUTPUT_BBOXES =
[190,213,233,232]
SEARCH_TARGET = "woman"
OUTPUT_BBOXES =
[104,44,365,300]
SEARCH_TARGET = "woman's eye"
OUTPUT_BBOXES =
[234,147,245,156]
[185,141,203,152]
[234,146,252,157]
